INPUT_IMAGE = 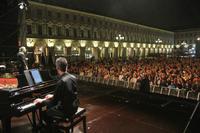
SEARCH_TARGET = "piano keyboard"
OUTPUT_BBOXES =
[21,103,36,110]
[18,103,36,110]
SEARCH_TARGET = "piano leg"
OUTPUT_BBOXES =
[39,108,43,125]
[26,111,38,132]
[32,111,37,131]
[1,117,11,133]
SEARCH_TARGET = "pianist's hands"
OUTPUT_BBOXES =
[45,94,53,99]
[33,98,44,104]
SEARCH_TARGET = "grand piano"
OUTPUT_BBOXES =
[0,69,57,133]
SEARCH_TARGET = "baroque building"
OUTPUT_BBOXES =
[174,29,200,56]
[23,1,175,63]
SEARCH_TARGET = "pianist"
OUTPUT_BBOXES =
[34,57,79,128]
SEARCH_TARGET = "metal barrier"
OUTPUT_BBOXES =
[161,87,169,95]
[178,89,187,98]
[128,82,135,90]
[169,89,179,97]
[76,74,200,133]
[76,75,199,101]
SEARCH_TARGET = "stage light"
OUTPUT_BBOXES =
[80,40,86,47]
[93,41,99,47]
[65,40,72,47]
[114,42,119,48]
[130,43,134,48]
[123,42,127,48]
[137,43,140,48]
[18,0,28,10]
[19,2,25,10]
[104,42,109,47]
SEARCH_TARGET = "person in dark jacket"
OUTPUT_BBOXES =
[46,57,79,118]
[17,46,28,74]
[140,73,150,93]
[34,57,79,131]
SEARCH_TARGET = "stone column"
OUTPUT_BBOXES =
[80,47,85,61]
[104,48,109,59]
[66,47,71,56]
[122,48,127,61]
[114,48,118,60]
[92,48,99,60]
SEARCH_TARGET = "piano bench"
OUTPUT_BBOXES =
[52,107,87,133]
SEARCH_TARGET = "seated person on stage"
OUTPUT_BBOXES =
[34,57,79,124]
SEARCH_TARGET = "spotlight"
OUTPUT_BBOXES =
[18,0,28,10]
[18,2,26,10]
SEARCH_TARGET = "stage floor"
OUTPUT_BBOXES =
[0,82,198,133]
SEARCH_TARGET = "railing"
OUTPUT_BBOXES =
[76,75,200,101]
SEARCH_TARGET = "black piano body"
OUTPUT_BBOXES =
[0,72,57,133]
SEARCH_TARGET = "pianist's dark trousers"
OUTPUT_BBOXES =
[41,103,73,133]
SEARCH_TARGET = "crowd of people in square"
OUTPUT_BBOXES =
[68,57,200,92]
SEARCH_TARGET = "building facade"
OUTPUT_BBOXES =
[174,29,200,56]
[23,1,175,64]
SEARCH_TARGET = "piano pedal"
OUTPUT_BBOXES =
[31,121,47,133]
[39,120,47,127]
[31,126,39,133]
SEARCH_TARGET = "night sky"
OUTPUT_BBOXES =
[28,0,200,31]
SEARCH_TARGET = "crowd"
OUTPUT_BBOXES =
[68,57,200,92]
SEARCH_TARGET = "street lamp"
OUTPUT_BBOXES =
[116,34,125,41]
[18,0,29,47]
[155,38,163,54]
[116,34,125,60]
[155,38,162,43]
[116,33,125,49]
[181,41,189,48]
